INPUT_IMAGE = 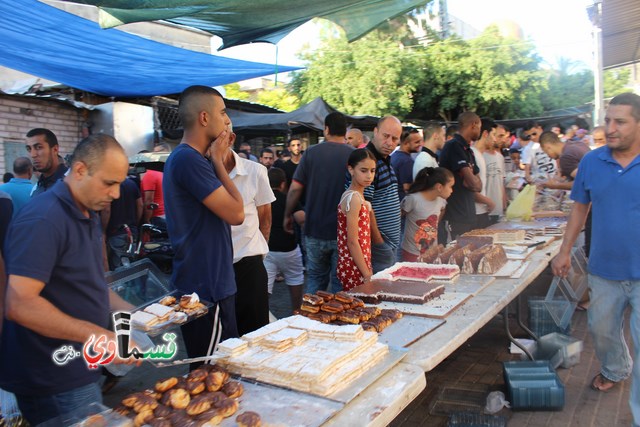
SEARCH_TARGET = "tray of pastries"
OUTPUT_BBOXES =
[130,292,211,336]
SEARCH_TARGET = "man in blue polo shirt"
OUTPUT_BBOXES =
[0,134,136,426]
[163,85,244,368]
[25,128,68,197]
[552,93,640,425]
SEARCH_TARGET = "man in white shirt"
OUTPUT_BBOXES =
[472,118,497,229]
[413,122,445,179]
[222,134,276,335]
[483,124,507,224]
[521,121,557,183]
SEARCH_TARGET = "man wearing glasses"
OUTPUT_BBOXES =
[520,121,557,183]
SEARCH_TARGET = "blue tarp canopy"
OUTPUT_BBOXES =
[0,0,300,97]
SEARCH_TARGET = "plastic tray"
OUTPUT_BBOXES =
[535,333,583,369]
[448,411,507,427]
[503,361,564,411]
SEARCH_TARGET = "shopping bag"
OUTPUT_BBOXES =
[506,184,537,221]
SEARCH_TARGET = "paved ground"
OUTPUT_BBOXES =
[102,270,634,426]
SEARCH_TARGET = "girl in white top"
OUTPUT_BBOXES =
[401,167,454,262]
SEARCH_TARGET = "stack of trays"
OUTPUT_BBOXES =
[503,361,564,411]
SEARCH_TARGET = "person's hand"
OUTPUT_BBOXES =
[283,215,294,234]
[207,130,231,162]
[486,199,496,213]
[363,270,373,283]
[551,252,571,278]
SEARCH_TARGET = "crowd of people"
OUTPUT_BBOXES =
[0,86,638,426]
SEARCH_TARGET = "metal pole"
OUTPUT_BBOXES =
[588,1,604,127]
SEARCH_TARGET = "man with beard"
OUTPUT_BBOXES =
[25,128,68,197]
[482,121,507,224]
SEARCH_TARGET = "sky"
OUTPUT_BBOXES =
[215,0,597,76]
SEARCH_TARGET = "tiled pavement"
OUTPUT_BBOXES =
[103,268,634,426]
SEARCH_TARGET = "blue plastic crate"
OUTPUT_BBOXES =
[528,297,571,337]
[503,361,565,411]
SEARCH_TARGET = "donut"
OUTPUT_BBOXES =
[205,371,225,392]
[148,419,171,427]
[186,396,212,416]
[187,369,208,382]
[214,397,239,418]
[133,395,158,413]
[236,411,262,427]
[185,380,205,395]
[300,303,320,314]
[112,406,130,417]
[153,404,172,418]
[134,409,153,427]
[197,409,224,425]
[221,381,244,398]
[302,294,324,306]
[155,377,178,392]
[169,388,191,409]
[121,392,143,408]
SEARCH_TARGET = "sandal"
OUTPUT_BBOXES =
[591,373,617,392]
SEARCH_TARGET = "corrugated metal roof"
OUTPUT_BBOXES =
[602,0,640,69]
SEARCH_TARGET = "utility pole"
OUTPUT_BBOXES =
[439,0,449,39]
[587,1,604,127]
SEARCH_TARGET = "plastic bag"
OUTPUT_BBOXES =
[485,390,510,414]
[506,184,537,221]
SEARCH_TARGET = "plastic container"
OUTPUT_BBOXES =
[503,361,565,411]
[448,411,507,427]
[528,297,571,337]
[535,332,583,369]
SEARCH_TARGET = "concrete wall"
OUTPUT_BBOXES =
[0,94,83,175]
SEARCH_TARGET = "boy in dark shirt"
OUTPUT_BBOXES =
[264,168,305,311]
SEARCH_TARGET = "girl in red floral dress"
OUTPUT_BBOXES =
[337,149,377,291]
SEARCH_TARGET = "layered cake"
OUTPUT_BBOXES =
[463,228,526,243]
[477,244,508,274]
[371,262,460,282]
[349,278,445,305]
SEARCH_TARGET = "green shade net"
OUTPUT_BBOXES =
[65,0,427,49]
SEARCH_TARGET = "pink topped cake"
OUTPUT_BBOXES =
[371,262,460,282]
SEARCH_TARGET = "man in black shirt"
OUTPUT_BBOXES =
[25,128,68,197]
[439,112,482,241]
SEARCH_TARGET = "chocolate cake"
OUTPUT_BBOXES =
[477,245,508,274]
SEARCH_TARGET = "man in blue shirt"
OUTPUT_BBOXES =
[0,134,136,426]
[163,86,244,368]
[0,157,33,219]
[552,93,640,425]
[284,112,353,293]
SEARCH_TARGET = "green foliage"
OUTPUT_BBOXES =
[539,61,632,111]
[223,83,250,100]
[256,87,300,112]
[290,27,423,117]
[415,26,547,121]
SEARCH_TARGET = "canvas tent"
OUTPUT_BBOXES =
[0,0,300,97]
[227,97,379,136]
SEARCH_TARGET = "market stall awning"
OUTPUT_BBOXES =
[601,0,640,69]
[227,97,379,135]
[0,0,300,97]
[63,0,427,49]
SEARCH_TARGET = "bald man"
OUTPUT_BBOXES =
[346,128,364,149]
[358,116,403,272]
[439,112,482,240]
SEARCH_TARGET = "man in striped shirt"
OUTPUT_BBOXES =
[363,116,403,273]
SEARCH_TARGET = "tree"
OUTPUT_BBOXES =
[539,62,632,111]
[414,26,548,122]
[256,87,300,112]
[223,83,250,101]
[290,27,423,117]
